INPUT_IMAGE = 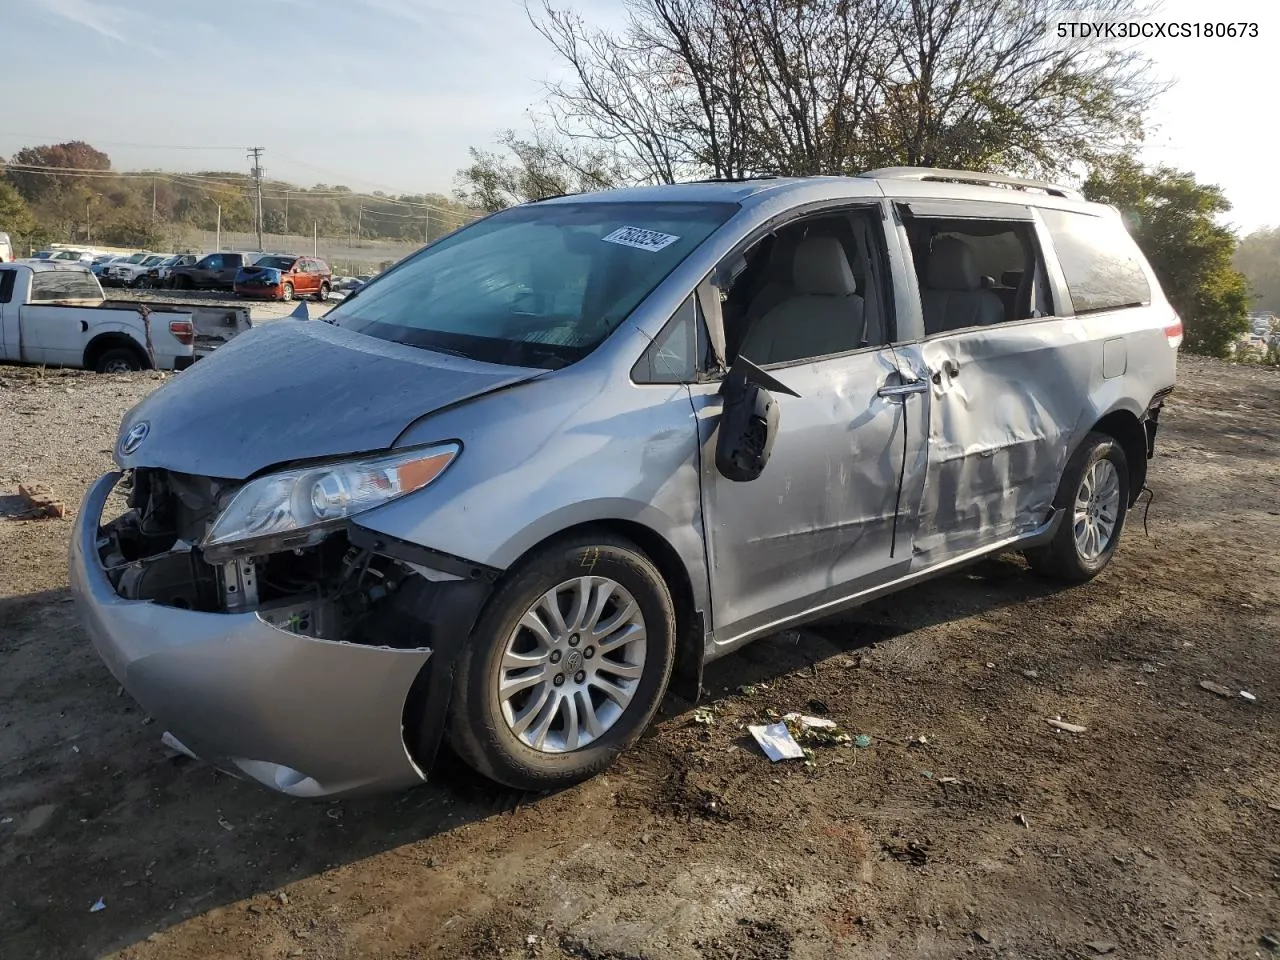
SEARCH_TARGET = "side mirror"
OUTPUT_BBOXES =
[714,356,800,482]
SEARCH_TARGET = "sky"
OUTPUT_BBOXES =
[0,0,1276,231]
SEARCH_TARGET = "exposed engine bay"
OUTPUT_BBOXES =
[98,468,430,646]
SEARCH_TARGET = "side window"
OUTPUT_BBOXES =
[0,271,16,304]
[1039,208,1151,314]
[721,208,890,366]
[631,294,700,384]
[315,260,329,274]
[904,217,1051,335]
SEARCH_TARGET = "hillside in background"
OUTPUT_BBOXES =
[0,140,479,257]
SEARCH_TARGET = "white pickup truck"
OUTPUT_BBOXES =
[0,262,251,373]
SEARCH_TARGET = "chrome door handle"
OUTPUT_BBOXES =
[877,379,929,398]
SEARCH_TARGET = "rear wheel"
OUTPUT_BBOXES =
[1026,431,1129,582]
[281,282,294,302]
[315,282,330,302]
[132,276,149,289]
[446,532,676,790]
[94,347,145,374]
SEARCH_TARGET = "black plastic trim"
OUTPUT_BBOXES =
[348,524,503,583]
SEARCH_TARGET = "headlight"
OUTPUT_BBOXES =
[203,443,459,553]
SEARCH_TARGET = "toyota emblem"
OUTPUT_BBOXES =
[120,421,150,456]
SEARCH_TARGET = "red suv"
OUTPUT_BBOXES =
[234,255,332,302]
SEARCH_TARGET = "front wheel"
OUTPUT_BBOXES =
[446,532,676,790]
[281,282,294,302]
[1026,431,1129,582]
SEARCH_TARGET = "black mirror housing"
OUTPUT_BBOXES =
[714,356,798,482]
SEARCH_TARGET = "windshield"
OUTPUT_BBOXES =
[32,251,54,259]
[124,253,148,264]
[326,201,735,368]
[141,255,166,266]
[253,255,296,270]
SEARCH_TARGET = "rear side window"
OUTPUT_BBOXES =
[0,270,15,303]
[1040,208,1151,315]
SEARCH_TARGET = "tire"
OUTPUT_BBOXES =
[1026,431,1129,583]
[446,531,677,790]
[134,276,150,289]
[94,347,146,374]
[281,282,294,302]
[315,282,330,303]
[177,275,194,290]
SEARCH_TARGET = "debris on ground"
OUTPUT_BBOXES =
[973,929,992,944]
[854,734,872,749]
[89,898,106,913]
[691,706,716,726]
[13,483,68,520]
[1240,690,1258,702]
[1199,680,1234,697]
[780,712,852,746]
[747,722,804,761]
[1015,813,1030,829]
[1047,718,1088,734]
[1084,940,1118,955]
[1259,931,1279,951]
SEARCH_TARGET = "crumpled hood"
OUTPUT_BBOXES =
[116,321,543,479]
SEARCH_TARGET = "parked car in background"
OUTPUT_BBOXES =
[234,254,331,302]
[32,248,96,264]
[101,252,153,286]
[91,254,125,278]
[107,253,168,288]
[168,252,252,291]
[139,254,198,289]
[0,232,12,263]
[0,262,251,372]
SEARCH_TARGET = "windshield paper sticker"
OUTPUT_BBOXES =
[602,226,680,252]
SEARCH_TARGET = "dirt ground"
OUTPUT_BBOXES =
[1,355,1277,960]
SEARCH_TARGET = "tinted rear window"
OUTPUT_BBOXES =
[0,270,15,303]
[1040,208,1151,314]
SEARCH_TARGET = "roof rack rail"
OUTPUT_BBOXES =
[859,167,1082,200]
[685,175,780,184]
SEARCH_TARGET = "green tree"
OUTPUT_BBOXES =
[1084,158,1249,357]
[0,180,38,240]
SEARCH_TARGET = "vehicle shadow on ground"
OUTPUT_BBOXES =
[687,552,1068,701]
[0,554,1066,959]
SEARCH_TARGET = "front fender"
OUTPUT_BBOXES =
[354,367,711,620]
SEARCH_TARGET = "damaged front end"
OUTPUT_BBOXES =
[72,466,494,798]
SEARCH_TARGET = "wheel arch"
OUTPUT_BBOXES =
[1089,407,1147,504]
[83,333,151,371]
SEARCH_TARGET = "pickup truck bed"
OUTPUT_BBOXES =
[1,263,251,373]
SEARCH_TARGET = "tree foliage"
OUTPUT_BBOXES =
[1084,157,1249,357]
[0,181,38,241]
[454,128,626,212]
[525,0,1162,182]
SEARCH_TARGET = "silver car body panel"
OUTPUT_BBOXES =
[114,320,544,480]
[71,174,1178,795]
[70,473,432,798]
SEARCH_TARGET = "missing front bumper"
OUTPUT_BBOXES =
[69,472,491,798]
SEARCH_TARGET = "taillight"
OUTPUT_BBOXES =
[169,319,194,346]
[1164,315,1183,350]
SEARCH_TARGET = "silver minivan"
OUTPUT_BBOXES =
[70,169,1180,797]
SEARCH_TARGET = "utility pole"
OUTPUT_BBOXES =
[284,190,289,235]
[247,146,265,251]
[424,208,430,245]
[215,203,222,253]
[151,177,156,226]
[356,201,363,245]
[86,196,92,243]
